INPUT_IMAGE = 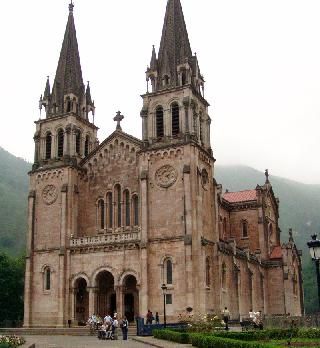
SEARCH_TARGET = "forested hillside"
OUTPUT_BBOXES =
[0,147,31,255]
[0,149,318,313]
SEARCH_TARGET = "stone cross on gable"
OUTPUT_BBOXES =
[114,111,124,131]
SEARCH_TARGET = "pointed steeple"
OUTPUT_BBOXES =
[158,0,192,86]
[47,2,86,118]
[150,45,157,71]
[44,76,51,99]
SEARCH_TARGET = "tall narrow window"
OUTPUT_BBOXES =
[107,192,113,229]
[75,130,81,155]
[222,263,226,288]
[166,259,173,284]
[164,75,170,86]
[133,195,139,226]
[45,267,51,291]
[45,132,52,160]
[181,70,187,85]
[66,98,71,113]
[115,185,121,228]
[57,129,64,158]
[206,257,210,287]
[171,103,180,136]
[84,135,90,157]
[98,199,105,230]
[124,190,130,227]
[223,218,227,239]
[156,106,164,138]
[242,220,248,238]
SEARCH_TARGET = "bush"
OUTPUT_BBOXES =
[189,333,276,348]
[0,335,25,348]
[153,329,190,344]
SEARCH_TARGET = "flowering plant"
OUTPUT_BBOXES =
[0,335,26,347]
[178,312,223,333]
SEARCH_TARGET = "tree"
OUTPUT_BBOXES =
[0,252,25,322]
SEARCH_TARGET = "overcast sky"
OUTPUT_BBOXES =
[0,0,319,184]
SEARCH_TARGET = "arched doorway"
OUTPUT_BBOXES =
[96,271,115,317]
[123,275,138,322]
[74,278,89,325]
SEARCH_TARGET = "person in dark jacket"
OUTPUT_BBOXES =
[121,316,129,340]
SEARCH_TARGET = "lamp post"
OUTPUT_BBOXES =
[307,234,320,309]
[161,283,167,328]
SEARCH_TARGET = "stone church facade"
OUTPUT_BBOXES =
[24,0,303,327]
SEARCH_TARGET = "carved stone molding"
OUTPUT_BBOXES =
[155,165,178,188]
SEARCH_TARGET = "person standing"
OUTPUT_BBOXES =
[155,312,159,324]
[222,307,230,331]
[121,316,129,340]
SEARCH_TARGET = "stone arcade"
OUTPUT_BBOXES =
[24,0,303,327]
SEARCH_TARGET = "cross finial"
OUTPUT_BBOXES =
[113,111,124,131]
[265,169,270,184]
[69,1,74,13]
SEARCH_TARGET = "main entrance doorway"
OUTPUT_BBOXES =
[96,271,115,317]
[74,278,89,325]
[123,275,138,322]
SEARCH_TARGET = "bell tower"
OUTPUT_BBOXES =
[34,2,98,170]
[141,0,212,154]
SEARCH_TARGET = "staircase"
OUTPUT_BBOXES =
[0,325,137,337]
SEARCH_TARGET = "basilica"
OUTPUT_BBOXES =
[24,0,303,327]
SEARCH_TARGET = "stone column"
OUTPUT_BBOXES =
[57,185,68,327]
[89,287,98,316]
[183,97,190,135]
[139,171,149,316]
[34,135,40,163]
[140,108,148,142]
[70,288,76,322]
[24,191,36,327]
[116,285,124,317]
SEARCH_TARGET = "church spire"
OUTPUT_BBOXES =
[41,2,94,120]
[146,0,204,94]
[158,0,192,83]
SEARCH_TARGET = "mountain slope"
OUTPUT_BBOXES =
[0,147,31,255]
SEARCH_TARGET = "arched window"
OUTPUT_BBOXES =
[84,135,90,157]
[181,70,187,85]
[57,129,64,158]
[206,257,210,287]
[44,267,51,291]
[165,259,173,284]
[242,220,248,238]
[45,132,52,160]
[124,190,130,227]
[132,195,139,226]
[156,106,164,138]
[223,218,227,239]
[199,116,204,144]
[98,199,105,230]
[171,103,180,136]
[107,192,113,229]
[75,130,81,155]
[66,97,71,113]
[115,185,121,228]
[163,75,170,86]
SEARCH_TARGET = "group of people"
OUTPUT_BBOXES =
[249,309,263,329]
[222,307,264,330]
[146,310,160,325]
[88,312,129,340]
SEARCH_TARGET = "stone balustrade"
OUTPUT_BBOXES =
[70,231,141,247]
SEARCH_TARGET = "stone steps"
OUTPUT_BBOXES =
[0,326,137,337]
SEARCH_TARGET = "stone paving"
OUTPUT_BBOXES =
[20,335,154,348]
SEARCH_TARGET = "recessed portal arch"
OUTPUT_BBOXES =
[95,271,116,318]
[74,278,89,325]
[123,274,139,322]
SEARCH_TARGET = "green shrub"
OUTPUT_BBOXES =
[189,333,276,348]
[153,329,190,344]
[0,344,10,348]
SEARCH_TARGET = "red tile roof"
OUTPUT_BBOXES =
[222,190,257,203]
[270,246,282,259]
